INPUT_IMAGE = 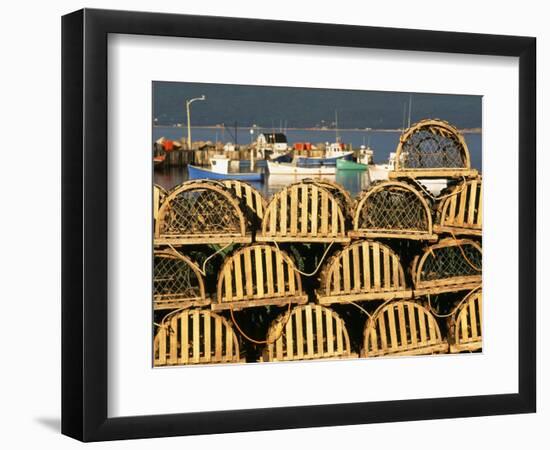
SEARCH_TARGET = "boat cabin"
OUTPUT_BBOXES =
[256,133,289,152]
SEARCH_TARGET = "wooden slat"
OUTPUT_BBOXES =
[255,246,264,297]
[280,191,288,236]
[305,306,314,357]
[392,255,400,288]
[326,311,334,354]
[181,312,189,364]
[224,261,233,302]
[226,320,233,361]
[234,253,243,299]
[418,308,427,344]
[352,244,361,292]
[287,261,296,294]
[336,317,343,353]
[315,305,324,355]
[286,313,294,360]
[427,312,437,344]
[408,304,418,345]
[301,185,308,235]
[397,303,407,347]
[387,307,398,350]
[265,246,274,296]
[290,185,298,235]
[215,315,222,360]
[362,241,371,291]
[460,308,469,342]
[275,322,284,360]
[477,183,483,226]
[295,307,304,358]
[378,313,388,350]
[157,328,167,365]
[332,259,341,294]
[469,298,478,338]
[169,316,178,364]
[193,310,200,363]
[373,242,381,289]
[467,180,478,224]
[204,312,211,362]
[342,249,351,292]
[311,185,319,236]
[383,246,391,290]
[244,248,253,297]
[321,190,329,235]
[276,250,285,295]
[457,185,468,225]
[331,197,338,237]
[269,202,277,236]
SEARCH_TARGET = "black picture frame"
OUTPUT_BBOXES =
[62,8,536,442]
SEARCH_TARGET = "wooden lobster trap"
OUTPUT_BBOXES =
[362,300,448,357]
[448,290,482,353]
[316,240,412,305]
[213,244,308,311]
[411,238,482,295]
[221,179,267,228]
[304,178,355,219]
[153,184,167,230]
[388,119,478,179]
[435,177,482,237]
[154,180,252,245]
[261,304,357,362]
[350,180,437,240]
[153,248,210,310]
[257,181,350,243]
[154,308,243,366]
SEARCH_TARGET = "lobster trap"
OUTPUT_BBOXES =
[260,304,356,362]
[435,177,482,237]
[221,179,267,228]
[448,290,482,353]
[257,181,350,243]
[316,240,411,305]
[153,184,167,231]
[154,180,252,245]
[154,308,243,366]
[213,244,308,311]
[411,238,482,295]
[350,180,437,240]
[305,178,355,219]
[388,119,478,179]
[153,248,210,310]
[362,300,448,357]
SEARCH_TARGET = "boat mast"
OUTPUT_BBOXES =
[407,94,412,128]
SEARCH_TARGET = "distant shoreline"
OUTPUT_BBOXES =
[153,124,482,134]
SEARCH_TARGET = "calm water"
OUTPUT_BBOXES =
[153,126,482,198]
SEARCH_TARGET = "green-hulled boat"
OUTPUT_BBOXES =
[336,158,368,171]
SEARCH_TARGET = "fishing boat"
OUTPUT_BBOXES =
[188,155,264,182]
[336,158,368,171]
[295,143,353,166]
[267,160,336,175]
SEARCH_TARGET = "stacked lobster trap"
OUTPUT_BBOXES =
[152,119,483,366]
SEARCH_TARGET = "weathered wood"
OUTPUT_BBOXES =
[155,180,251,245]
[434,177,483,236]
[153,248,210,310]
[350,180,437,240]
[213,244,308,310]
[411,237,482,295]
[154,308,242,366]
[261,304,357,362]
[448,290,482,353]
[221,180,267,221]
[153,184,167,231]
[362,300,448,357]
[389,119,477,179]
[258,181,350,243]
[317,240,411,305]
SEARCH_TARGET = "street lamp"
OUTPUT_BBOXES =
[186,95,206,149]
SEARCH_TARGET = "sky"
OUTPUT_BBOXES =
[153,81,482,130]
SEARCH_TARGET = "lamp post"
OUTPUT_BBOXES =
[185,95,206,149]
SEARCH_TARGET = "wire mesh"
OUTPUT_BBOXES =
[153,254,201,300]
[420,243,481,281]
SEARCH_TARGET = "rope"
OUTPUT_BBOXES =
[168,242,234,277]
[229,299,293,345]
[411,176,467,202]
[426,285,482,318]
[273,240,335,277]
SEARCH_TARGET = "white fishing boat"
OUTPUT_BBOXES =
[267,160,336,175]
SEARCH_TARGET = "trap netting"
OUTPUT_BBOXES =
[155,181,248,244]
[396,119,470,170]
[419,243,481,281]
[154,252,203,301]
[352,181,434,239]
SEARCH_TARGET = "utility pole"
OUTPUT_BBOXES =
[186,95,206,149]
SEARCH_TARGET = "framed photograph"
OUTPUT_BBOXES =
[62,8,536,442]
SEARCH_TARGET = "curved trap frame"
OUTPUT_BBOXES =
[316,240,411,305]
[260,304,356,362]
[350,180,436,240]
[213,244,308,311]
[448,290,482,353]
[154,308,243,366]
[435,177,482,236]
[257,181,349,243]
[303,178,355,219]
[388,119,478,179]
[154,180,251,245]
[362,300,448,357]
[221,179,267,227]
[153,248,210,310]
[411,238,482,295]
